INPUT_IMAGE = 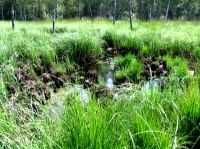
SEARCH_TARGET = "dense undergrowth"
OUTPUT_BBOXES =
[0,19,199,148]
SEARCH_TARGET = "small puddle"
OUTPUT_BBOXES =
[106,71,114,90]
[141,79,159,96]
[48,89,66,120]
[49,85,90,120]
[98,57,115,90]
[80,86,89,106]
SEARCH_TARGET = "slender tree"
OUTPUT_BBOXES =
[52,0,55,33]
[113,0,117,25]
[158,0,162,19]
[56,0,58,19]
[129,0,133,30]
[165,0,170,20]
[23,6,26,21]
[11,0,15,30]
[88,1,93,22]
[78,0,81,19]
[20,5,23,20]
[148,0,152,20]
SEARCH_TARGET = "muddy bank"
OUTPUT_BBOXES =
[5,43,198,114]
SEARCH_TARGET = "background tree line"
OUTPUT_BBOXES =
[1,0,200,21]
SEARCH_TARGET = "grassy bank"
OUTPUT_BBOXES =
[0,19,199,148]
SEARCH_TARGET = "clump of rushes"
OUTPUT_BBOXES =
[178,79,200,148]
[55,64,66,74]
[165,56,189,78]
[115,54,143,82]
[102,30,118,48]
[55,32,103,65]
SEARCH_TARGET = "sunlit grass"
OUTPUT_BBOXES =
[0,19,199,148]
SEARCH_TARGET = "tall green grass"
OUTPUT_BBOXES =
[115,54,143,81]
[0,78,199,148]
[54,32,103,64]
[0,20,199,148]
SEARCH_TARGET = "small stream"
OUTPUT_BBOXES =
[49,57,164,120]
[142,79,159,92]
[98,57,115,90]
[106,71,114,90]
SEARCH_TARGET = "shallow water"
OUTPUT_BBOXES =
[80,86,89,105]
[49,85,90,120]
[106,71,114,90]
[141,79,159,96]
[98,58,115,90]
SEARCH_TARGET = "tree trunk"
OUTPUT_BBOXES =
[89,1,93,22]
[165,0,170,20]
[113,0,117,25]
[129,0,133,30]
[56,0,58,19]
[149,7,152,20]
[158,0,161,19]
[186,0,190,19]
[1,0,4,20]
[52,1,55,33]
[148,0,152,20]
[11,3,15,30]
[23,7,26,21]
[77,0,81,19]
[20,6,23,20]
[121,0,125,19]
[35,2,38,19]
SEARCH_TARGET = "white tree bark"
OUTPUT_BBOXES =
[11,2,15,30]
[129,0,133,30]
[113,0,117,25]
[165,0,170,20]
[52,0,55,33]
[88,1,93,22]
[56,0,58,19]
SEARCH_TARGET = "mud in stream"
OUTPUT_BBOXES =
[6,46,196,121]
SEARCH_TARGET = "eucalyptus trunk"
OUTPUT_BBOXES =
[56,0,58,19]
[52,0,55,33]
[78,0,81,19]
[89,1,93,22]
[113,0,117,25]
[23,7,26,21]
[165,0,170,20]
[129,0,133,30]
[11,2,15,30]
[148,1,152,20]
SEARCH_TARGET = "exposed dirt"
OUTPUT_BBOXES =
[142,56,169,80]
[6,46,198,113]
[5,62,69,113]
[15,66,51,112]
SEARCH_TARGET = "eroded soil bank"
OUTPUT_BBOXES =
[6,43,199,115]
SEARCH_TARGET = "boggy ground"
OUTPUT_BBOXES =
[6,44,197,114]
[0,20,200,148]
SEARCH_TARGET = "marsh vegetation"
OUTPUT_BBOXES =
[0,20,199,148]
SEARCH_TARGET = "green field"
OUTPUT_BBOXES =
[0,19,200,148]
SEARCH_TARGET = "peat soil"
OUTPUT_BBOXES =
[4,56,165,110]
[5,45,198,113]
[4,45,199,148]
